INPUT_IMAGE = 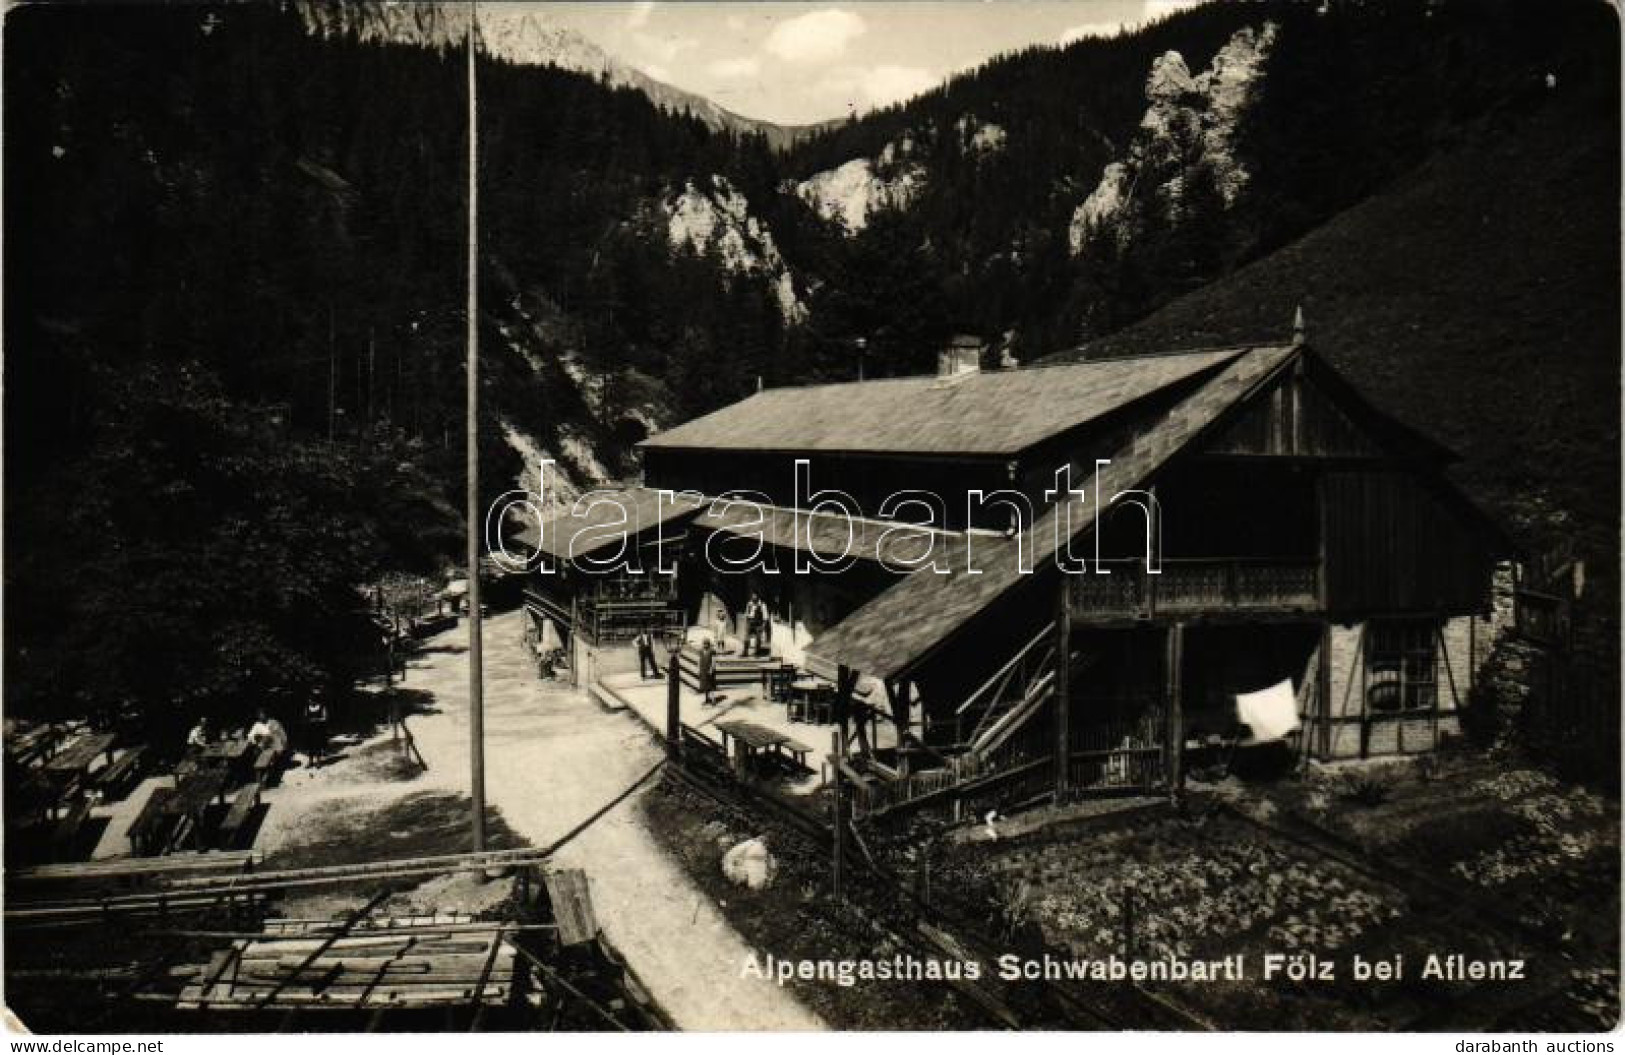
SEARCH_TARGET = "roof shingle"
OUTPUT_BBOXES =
[640,348,1243,456]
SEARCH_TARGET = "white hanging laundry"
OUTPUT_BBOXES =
[1235,679,1300,744]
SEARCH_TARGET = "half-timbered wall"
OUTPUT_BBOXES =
[1310,614,1487,759]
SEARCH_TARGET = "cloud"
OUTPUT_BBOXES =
[1058,21,1121,44]
[811,63,939,112]
[1143,0,1206,18]
[625,2,655,30]
[860,64,938,106]
[631,30,697,64]
[1060,1,1205,44]
[764,8,867,64]
[707,56,762,80]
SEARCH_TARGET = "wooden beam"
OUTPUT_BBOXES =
[1164,623,1184,800]
[665,651,681,759]
[884,681,910,777]
[1054,577,1071,802]
[1317,621,1333,762]
[829,728,846,900]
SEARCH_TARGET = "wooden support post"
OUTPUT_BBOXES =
[1317,622,1332,763]
[1054,578,1071,803]
[1164,622,1184,801]
[886,681,912,777]
[665,652,681,760]
[829,728,846,900]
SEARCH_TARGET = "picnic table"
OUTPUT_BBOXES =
[42,733,117,817]
[713,719,813,776]
[136,768,231,854]
[199,737,252,766]
[44,732,117,779]
[177,737,253,781]
[6,723,67,766]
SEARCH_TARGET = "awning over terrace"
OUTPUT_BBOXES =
[511,487,706,562]
[694,500,979,569]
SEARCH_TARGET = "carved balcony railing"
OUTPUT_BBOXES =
[1070,558,1322,621]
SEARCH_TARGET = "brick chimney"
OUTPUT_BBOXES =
[937,335,984,378]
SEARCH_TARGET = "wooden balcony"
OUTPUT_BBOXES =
[1070,558,1322,622]
[523,582,684,646]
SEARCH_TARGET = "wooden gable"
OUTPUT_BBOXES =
[1199,355,1408,460]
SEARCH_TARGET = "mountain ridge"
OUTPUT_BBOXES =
[293,0,832,150]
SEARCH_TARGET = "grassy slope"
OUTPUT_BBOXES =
[1047,96,1620,581]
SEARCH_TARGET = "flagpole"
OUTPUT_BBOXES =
[466,0,487,854]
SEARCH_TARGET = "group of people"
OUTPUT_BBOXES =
[708,595,770,656]
[628,594,776,706]
[184,697,330,771]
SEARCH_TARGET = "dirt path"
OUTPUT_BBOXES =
[349,610,823,1031]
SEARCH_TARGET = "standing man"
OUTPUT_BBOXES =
[699,638,718,706]
[635,626,660,680]
[746,595,768,657]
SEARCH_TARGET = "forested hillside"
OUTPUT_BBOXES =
[3,2,808,728]
[4,0,1617,728]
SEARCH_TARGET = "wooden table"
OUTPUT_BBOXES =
[788,678,835,724]
[7,723,67,766]
[199,737,252,765]
[44,732,116,777]
[178,737,252,781]
[162,768,231,851]
[713,719,813,775]
[42,733,117,816]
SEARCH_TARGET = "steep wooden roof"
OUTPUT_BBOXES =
[639,348,1243,456]
[804,345,1298,681]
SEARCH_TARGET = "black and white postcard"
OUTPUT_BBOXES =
[3,0,1620,1041]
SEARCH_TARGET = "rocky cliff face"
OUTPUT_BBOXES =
[794,115,1008,235]
[794,134,928,234]
[1070,22,1277,252]
[663,176,807,323]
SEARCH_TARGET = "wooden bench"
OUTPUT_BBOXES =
[216,781,262,850]
[779,738,814,772]
[128,787,177,856]
[253,746,284,784]
[50,798,93,860]
[11,850,260,895]
[94,746,147,801]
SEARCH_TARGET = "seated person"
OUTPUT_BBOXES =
[249,709,289,754]
[186,717,212,753]
[248,710,273,750]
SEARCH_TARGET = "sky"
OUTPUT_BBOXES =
[529,1,1203,126]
